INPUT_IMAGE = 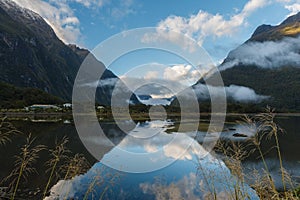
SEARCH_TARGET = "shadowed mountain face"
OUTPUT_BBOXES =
[0,0,140,106]
[0,0,82,100]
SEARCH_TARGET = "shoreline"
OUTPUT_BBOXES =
[1,111,300,118]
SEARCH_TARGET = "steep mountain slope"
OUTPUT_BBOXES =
[0,0,140,106]
[217,12,300,112]
[0,0,82,99]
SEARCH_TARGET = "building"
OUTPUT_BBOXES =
[25,104,60,111]
[63,103,72,108]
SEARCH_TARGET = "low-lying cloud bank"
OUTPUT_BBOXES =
[192,84,269,103]
[82,77,268,105]
[220,36,300,70]
[81,78,119,88]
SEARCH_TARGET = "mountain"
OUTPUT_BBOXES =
[171,12,300,112]
[0,0,140,106]
[217,12,300,112]
[0,0,82,99]
[249,12,300,42]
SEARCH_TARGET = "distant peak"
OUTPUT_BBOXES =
[251,24,273,38]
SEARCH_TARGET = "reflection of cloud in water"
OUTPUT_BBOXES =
[140,173,200,200]
[163,135,207,160]
[140,172,248,200]
[46,120,259,199]
[101,120,206,172]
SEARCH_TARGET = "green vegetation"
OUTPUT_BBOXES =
[0,81,63,109]
[169,100,266,114]
[218,65,300,112]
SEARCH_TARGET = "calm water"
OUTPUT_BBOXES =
[0,115,299,199]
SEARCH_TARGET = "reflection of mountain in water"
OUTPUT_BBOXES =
[46,120,258,200]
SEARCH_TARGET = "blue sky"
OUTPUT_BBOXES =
[11,0,299,64]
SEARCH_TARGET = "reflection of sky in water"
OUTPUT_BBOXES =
[46,120,258,200]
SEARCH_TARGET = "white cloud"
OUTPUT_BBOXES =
[138,98,173,106]
[285,3,300,16]
[151,94,174,99]
[144,71,159,80]
[11,0,82,44]
[81,78,119,88]
[225,85,269,102]
[154,0,268,46]
[220,36,300,70]
[163,64,201,85]
[275,0,300,16]
[242,0,268,14]
[189,84,269,103]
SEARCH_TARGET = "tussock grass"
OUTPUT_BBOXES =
[43,136,70,198]
[214,107,300,199]
[2,134,46,200]
[0,117,21,146]
[0,119,91,200]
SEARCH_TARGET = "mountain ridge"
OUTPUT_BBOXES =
[248,12,300,42]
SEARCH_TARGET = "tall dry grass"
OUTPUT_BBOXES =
[43,136,70,198]
[3,134,46,200]
[214,107,299,199]
[0,117,21,146]
[0,118,92,200]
